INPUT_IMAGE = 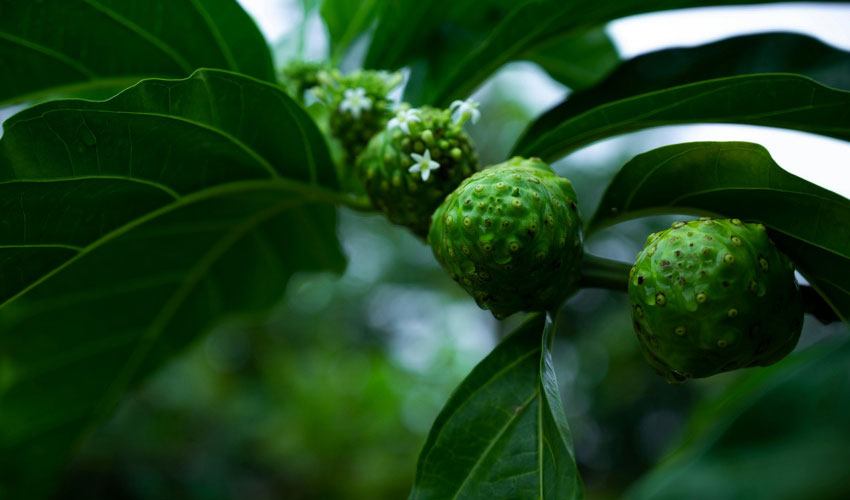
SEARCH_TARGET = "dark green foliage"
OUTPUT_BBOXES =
[429,158,582,318]
[0,0,275,106]
[0,69,346,498]
[2,1,850,499]
[518,32,850,151]
[629,218,803,382]
[512,74,850,162]
[358,106,478,236]
[409,313,582,500]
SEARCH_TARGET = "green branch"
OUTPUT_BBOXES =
[579,253,631,292]
[577,253,841,325]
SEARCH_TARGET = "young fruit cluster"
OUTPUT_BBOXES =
[280,59,328,102]
[313,69,402,165]
[429,157,583,319]
[357,106,478,236]
[628,218,803,383]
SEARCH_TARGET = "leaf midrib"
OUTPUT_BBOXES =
[0,178,343,313]
[7,108,281,181]
[415,347,541,476]
[520,74,850,158]
[449,390,540,500]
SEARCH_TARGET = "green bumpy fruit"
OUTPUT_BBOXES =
[313,69,403,165]
[428,157,583,319]
[628,218,803,383]
[358,106,478,236]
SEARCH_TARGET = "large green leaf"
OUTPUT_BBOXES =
[369,0,850,106]
[0,0,275,106]
[526,26,620,92]
[0,69,345,498]
[409,313,582,500]
[511,74,850,162]
[517,32,850,153]
[587,141,850,322]
[626,335,850,500]
[363,1,616,104]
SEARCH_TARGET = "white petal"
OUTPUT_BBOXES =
[421,168,431,181]
[470,108,481,124]
[428,160,440,170]
[387,117,399,131]
[449,100,464,111]
[421,149,432,161]
[409,165,420,174]
[410,153,424,163]
[400,121,411,134]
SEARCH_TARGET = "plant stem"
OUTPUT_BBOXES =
[578,254,842,325]
[339,195,375,213]
[579,254,632,292]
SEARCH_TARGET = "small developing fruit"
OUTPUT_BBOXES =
[280,59,329,102]
[628,218,803,383]
[358,106,478,236]
[428,157,583,319]
[313,69,403,166]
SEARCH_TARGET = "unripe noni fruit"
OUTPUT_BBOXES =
[313,69,403,165]
[358,106,478,236]
[628,218,803,383]
[428,157,582,319]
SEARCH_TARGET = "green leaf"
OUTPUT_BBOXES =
[409,312,582,500]
[0,0,275,107]
[511,74,850,162]
[0,69,345,498]
[379,0,850,106]
[626,336,850,500]
[587,141,850,322]
[517,32,850,153]
[525,26,620,91]
[321,0,383,62]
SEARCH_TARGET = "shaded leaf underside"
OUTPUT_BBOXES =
[0,0,275,106]
[0,69,344,497]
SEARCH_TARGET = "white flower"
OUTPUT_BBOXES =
[339,87,372,119]
[450,98,480,125]
[387,108,422,135]
[409,149,440,181]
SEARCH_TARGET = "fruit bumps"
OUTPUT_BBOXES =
[429,157,583,319]
[628,218,803,383]
[313,69,403,165]
[358,106,478,236]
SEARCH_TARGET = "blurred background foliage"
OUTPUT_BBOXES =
[34,1,850,499]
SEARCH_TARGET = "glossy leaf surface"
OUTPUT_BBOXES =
[0,0,275,106]
[512,74,850,161]
[0,69,345,498]
[627,336,850,500]
[588,142,850,321]
[517,32,850,153]
[367,0,849,106]
[410,313,582,500]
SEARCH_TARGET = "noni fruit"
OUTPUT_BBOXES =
[428,157,583,319]
[313,69,402,166]
[628,218,803,383]
[358,106,478,236]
